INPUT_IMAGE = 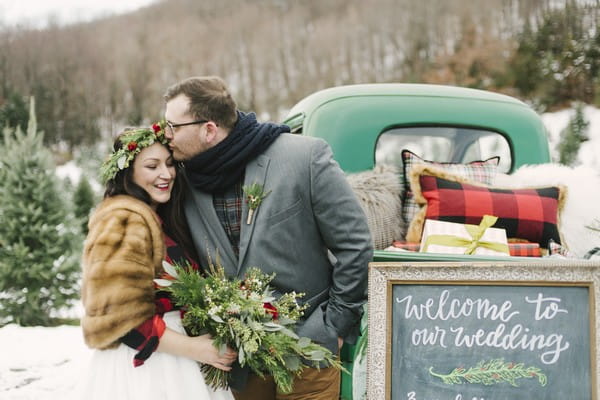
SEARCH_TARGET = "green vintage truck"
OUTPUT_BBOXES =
[282,83,554,399]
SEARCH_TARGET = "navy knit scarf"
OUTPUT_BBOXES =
[184,111,289,193]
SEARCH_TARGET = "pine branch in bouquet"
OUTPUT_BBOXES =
[156,259,344,393]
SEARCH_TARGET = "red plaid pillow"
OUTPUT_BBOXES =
[401,149,500,226]
[405,165,566,248]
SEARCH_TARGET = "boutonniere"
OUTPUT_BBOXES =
[243,183,271,224]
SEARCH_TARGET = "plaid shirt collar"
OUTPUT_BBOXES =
[213,179,243,258]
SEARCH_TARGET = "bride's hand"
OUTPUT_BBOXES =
[156,328,237,370]
[190,334,238,371]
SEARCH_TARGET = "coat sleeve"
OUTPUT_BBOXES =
[81,208,159,349]
[120,315,166,366]
[309,139,374,342]
[119,287,176,366]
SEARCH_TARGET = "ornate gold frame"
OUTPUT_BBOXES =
[367,261,600,400]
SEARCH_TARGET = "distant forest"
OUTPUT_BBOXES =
[1,0,599,154]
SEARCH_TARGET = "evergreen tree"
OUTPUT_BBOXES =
[0,98,80,326]
[73,176,96,234]
[508,22,541,97]
[0,90,29,139]
[558,102,589,166]
[507,1,597,108]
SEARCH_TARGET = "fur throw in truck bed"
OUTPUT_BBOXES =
[81,195,164,349]
[346,164,404,249]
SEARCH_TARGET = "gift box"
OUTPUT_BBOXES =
[419,216,510,256]
[388,240,542,257]
[508,241,541,257]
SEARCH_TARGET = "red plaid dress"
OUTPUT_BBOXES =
[120,233,200,367]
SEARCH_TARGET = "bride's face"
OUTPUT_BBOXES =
[132,143,176,209]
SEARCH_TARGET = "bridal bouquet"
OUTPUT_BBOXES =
[154,259,342,393]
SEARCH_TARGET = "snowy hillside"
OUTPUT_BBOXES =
[541,105,600,172]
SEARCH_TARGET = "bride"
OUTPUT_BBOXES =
[76,123,235,399]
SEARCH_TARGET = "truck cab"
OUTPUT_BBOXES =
[284,83,550,174]
[282,83,553,399]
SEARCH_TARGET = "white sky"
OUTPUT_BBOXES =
[0,0,159,28]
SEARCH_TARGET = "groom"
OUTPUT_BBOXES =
[163,76,373,400]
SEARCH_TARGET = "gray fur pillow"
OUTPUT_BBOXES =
[346,164,404,250]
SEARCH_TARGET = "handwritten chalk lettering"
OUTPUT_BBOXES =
[396,290,519,322]
[525,293,568,320]
[449,323,570,364]
[412,326,448,347]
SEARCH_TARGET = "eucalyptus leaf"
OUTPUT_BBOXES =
[219,343,228,355]
[306,350,325,361]
[297,337,311,348]
[263,322,283,331]
[239,346,245,365]
[263,322,280,327]
[279,326,299,339]
[210,314,224,323]
[277,316,296,326]
[283,355,302,371]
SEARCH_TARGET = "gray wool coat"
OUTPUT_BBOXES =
[184,133,373,386]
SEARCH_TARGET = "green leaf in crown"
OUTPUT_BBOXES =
[429,358,547,387]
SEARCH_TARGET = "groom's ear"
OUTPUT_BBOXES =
[205,121,229,145]
[204,121,220,143]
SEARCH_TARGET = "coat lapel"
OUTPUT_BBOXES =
[187,188,238,275]
[238,154,270,270]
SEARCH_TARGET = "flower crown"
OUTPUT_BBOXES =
[100,120,168,183]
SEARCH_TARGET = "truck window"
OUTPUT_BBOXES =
[375,126,511,173]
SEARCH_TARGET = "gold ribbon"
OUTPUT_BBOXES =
[422,215,510,255]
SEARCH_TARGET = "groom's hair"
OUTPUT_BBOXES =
[164,76,238,131]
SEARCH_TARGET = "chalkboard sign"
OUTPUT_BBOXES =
[367,261,600,400]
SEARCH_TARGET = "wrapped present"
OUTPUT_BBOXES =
[508,242,541,257]
[420,215,510,256]
[389,239,541,257]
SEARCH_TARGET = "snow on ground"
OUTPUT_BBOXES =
[56,161,102,193]
[55,161,83,185]
[2,106,600,399]
[0,311,90,399]
[574,105,600,171]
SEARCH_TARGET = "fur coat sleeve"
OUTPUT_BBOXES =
[81,195,164,349]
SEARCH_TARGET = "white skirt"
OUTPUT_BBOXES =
[73,311,234,400]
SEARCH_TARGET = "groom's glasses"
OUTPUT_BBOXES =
[165,119,208,134]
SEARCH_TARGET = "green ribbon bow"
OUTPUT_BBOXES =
[422,215,510,255]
